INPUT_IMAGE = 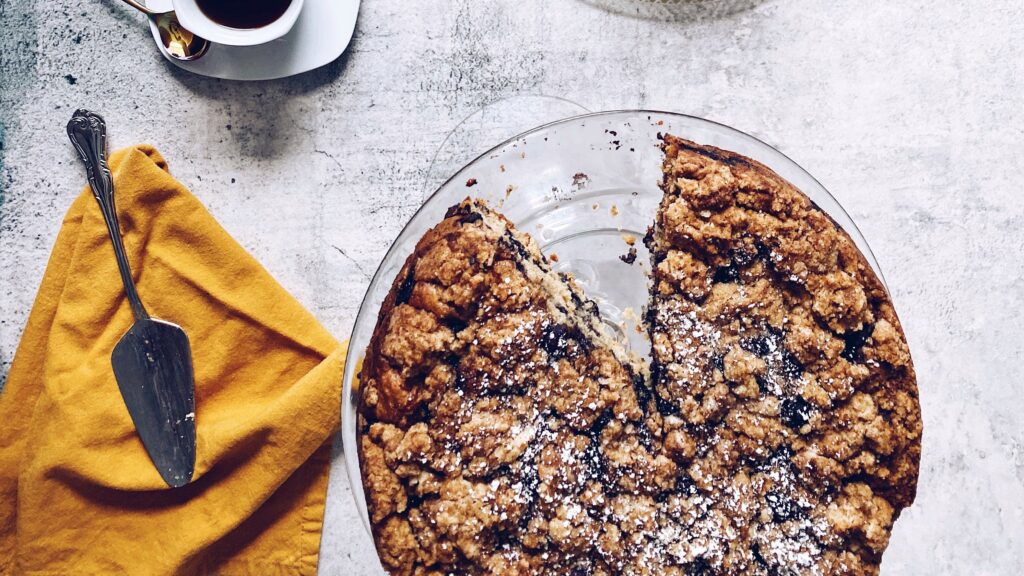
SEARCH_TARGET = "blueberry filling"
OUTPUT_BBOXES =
[541,323,576,361]
[766,489,803,522]
[458,211,483,225]
[442,316,468,334]
[395,264,416,305]
[841,324,875,362]
[686,557,713,575]
[780,396,813,429]
[713,264,740,283]
[780,350,805,379]
[731,247,757,267]
[741,335,772,357]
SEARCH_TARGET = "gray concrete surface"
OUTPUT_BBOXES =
[2,0,1023,573]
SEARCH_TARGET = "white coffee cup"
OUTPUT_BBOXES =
[172,0,305,46]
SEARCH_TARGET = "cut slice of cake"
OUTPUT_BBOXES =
[645,134,922,574]
[358,199,658,575]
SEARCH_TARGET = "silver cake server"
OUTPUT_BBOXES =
[67,109,196,488]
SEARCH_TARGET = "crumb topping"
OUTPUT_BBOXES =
[358,136,921,576]
[642,135,921,574]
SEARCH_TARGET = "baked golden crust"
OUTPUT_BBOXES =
[645,135,921,574]
[358,200,651,575]
[358,137,921,576]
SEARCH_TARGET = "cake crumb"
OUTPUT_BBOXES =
[572,172,590,190]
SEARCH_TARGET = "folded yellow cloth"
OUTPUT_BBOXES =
[0,146,344,575]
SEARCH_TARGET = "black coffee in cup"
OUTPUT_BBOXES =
[196,0,293,29]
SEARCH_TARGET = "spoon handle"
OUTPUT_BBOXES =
[67,109,150,321]
[119,0,156,16]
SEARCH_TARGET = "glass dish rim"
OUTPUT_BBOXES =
[338,108,886,534]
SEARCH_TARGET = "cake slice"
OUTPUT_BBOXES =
[644,135,922,574]
[358,200,657,575]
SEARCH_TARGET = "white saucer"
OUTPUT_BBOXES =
[147,0,359,81]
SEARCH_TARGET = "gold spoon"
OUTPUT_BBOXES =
[119,0,210,61]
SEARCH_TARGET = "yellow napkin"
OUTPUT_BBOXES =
[0,146,344,575]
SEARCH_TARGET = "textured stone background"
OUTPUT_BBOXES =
[2,0,1023,573]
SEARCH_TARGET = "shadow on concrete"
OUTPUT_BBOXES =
[161,37,354,99]
[579,0,765,22]
[156,45,355,159]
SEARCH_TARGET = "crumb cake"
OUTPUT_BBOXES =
[644,135,921,574]
[358,199,652,575]
[358,138,921,575]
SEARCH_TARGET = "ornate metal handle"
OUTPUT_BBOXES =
[67,109,150,321]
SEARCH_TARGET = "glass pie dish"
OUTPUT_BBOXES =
[339,110,886,534]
